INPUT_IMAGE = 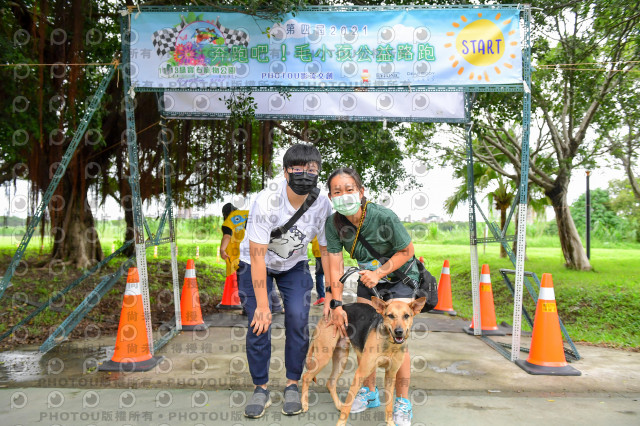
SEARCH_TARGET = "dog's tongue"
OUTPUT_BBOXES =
[394,336,405,344]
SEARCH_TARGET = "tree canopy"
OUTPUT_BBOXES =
[570,188,621,231]
[403,0,640,270]
[1,0,638,270]
[0,0,426,267]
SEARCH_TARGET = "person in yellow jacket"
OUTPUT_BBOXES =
[220,203,248,276]
[220,203,283,314]
[311,237,325,305]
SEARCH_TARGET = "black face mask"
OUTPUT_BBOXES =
[288,172,319,195]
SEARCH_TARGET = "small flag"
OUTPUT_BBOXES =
[152,19,187,57]
[216,18,250,48]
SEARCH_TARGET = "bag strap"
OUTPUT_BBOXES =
[349,201,369,258]
[270,187,320,240]
[338,213,416,286]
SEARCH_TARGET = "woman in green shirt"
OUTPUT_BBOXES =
[324,167,418,426]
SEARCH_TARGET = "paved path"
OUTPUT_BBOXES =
[1,270,639,425]
[2,387,638,425]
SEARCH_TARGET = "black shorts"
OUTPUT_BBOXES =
[356,279,415,301]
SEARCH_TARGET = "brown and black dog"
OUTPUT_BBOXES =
[301,296,426,426]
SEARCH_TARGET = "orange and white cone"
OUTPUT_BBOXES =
[217,272,242,309]
[180,259,207,331]
[99,267,163,372]
[464,264,505,336]
[516,273,581,376]
[430,260,457,315]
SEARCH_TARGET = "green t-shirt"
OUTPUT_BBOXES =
[325,202,420,282]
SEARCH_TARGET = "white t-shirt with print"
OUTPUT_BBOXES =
[239,179,333,272]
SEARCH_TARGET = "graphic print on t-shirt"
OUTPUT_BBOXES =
[358,259,381,271]
[268,225,306,259]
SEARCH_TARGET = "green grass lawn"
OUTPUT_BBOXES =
[1,229,639,350]
[412,243,640,349]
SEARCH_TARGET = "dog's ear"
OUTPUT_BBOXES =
[370,297,387,314]
[410,297,427,315]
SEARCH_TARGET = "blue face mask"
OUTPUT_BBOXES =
[332,193,361,216]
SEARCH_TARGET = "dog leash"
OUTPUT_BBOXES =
[339,267,383,300]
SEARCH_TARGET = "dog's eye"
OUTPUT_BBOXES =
[387,314,395,319]
[404,314,410,320]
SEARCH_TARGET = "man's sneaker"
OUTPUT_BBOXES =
[282,383,303,415]
[244,387,271,418]
[350,386,380,413]
[393,397,413,426]
[313,297,325,306]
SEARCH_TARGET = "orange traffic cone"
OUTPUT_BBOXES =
[180,259,207,331]
[430,260,457,315]
[516,274,581,375]
[464,264,505,336]
[217,272,242,309]
[99,268,163,372]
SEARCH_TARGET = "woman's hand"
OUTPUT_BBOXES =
[358,269,382,288]
[250,305,272,336]
[330,306,348,338]
[323,293,332,323]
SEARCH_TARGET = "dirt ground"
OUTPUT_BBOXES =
[0,251,226,350]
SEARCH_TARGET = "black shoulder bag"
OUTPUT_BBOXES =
[338,213,438,312]
[269,187,320,240]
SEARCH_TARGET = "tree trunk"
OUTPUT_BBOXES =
[122,196,135,257]
[499,207,507,258]
[547,188,592,270]
[244,120,252,194]
[236,123,244,193]
[51,178,103,269]
[116,150,135,257]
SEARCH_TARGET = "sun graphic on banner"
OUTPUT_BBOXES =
[443,12,519,81]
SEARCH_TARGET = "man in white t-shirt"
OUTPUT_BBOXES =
[238,144,332,419]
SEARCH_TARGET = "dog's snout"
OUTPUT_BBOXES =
[394,328,404,337]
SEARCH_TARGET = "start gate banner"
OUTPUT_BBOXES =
[160,91,466,122]
[127,7,522,90]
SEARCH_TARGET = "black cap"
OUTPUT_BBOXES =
[222,203,238,221]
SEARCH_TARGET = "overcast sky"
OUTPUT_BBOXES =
[2,142,624,223]
[4,162,621,225]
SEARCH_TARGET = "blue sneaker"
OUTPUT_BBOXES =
[393,397,412,425]
[350,386,380,413]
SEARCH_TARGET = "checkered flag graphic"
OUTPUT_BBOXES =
[216,18,250,48]
[152,20,187,57]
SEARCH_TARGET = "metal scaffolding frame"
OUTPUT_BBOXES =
[0,58,183,354]
[0,3,578,363]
